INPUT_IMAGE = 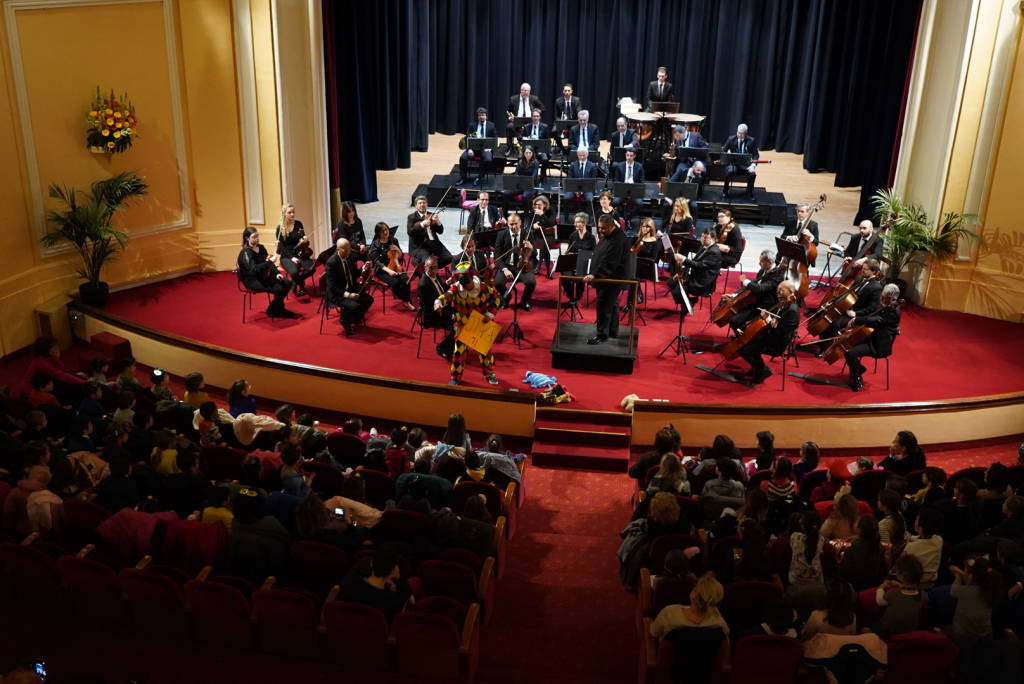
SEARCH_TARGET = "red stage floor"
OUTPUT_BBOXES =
[103,271,1024,411]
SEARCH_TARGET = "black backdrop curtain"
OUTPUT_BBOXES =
[324,0,920,222]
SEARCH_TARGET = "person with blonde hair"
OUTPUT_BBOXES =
[647,453,690,496]
[822,493,860,541]
[664,196,694,236]
[275,203,314,296]
[650,572,729,639]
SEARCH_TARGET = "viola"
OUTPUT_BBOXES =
[386,244,403,272]
[296,238,314,261]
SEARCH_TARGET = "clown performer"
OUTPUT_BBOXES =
[434,261,501,386]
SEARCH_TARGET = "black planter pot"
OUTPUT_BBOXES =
[79,281,110,307]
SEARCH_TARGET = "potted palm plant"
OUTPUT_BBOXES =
[870,189,982,299]
[40,171,148,307]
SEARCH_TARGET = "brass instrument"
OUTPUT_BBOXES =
[458,130,479,151]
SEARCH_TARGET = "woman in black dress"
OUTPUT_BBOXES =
[525,194,555,279]
[664,197,695,236]
[596,190,621,231]
[335,201,367,256]
[238,227,294,317]
[560,212,595,303]
[275,204,314,296]
[715,208,744,268]
[515,145,541,206]
[367,222,416,311]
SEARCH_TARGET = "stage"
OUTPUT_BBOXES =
[79,269,1024,453]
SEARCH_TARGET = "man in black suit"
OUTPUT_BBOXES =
[845,283,901,392]
[646,66,674,109]
[552,83,581,153]
[670,228,721,310]
[778,202,820,266]
[325,238,374,336]
[731,250,785,332]
[739,280,800,384]
[611,148,645,218]
[518,109,551,178]
[407,195,452,268]
[609,117,638,150]
[506,83,545,151]
[814,259,884,350]
[569,110,600,152]
[493,212,536,311]
[565,147,599,203]
[722,124,760,198]
[466,191,504,236]
[668,125,709,181]
[844,220,885,268]
[459,107,497,186]
[417,256,455,359]
[584,214,630,344]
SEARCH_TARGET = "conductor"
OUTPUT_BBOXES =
[584,214,629,345]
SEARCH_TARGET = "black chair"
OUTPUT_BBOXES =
[234,269,272,323]
[411,308,444,358]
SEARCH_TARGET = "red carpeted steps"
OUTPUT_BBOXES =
[531,406,632,471]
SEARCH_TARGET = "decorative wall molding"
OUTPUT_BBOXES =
[4,0,192,256]
[306,0,331,249]
[231,0,265,225]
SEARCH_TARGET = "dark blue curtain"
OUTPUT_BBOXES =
[324,0,919,221]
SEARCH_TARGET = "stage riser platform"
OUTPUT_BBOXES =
[415,169,789,226]
[550,322,638,374]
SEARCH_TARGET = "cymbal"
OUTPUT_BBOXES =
[668,113,705,123]
[628,112,658,122]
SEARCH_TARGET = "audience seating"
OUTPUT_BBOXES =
[883,630,959,683]
[730,635,803,684]
[640,619,729,684]
[59,499,113,551]
[719,580,783,634]
[418,558,495,626]
[183,567,257,650]
[394,597,480,681]
[252,582,323,659]
[289,541,349,598]
[57,547,126,629]
[944,466,986,494]
[302,460,346,497]
[325,431,368,469]
[850,468,888,506]
[357,468,398,509]
[118,560,188,640]
[320,599,392,671]
[648,534,703,572]
[797,469,828,501]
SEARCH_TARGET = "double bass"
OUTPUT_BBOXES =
[719,294,796,361]
[781,194,826,299]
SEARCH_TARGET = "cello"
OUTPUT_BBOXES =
[719,294,795,361]
[781,194,826,299]
[805,271,879,336]
[820,325,873,364]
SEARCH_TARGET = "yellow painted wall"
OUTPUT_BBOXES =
[924,1,1024,321]
[0,0,247,356]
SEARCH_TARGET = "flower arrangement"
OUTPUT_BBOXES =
[86,87,137,154]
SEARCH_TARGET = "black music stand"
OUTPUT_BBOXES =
[628,257,658,326]
[512,116,532,129]
[721,153,753,167]
[501,175,536,196]
[775,237,809,296]
[470,228,501,251]
[662,182,699,201]
[467,137,497,152]
[522,138,551,155]
[650,102,680,113]
[613,182,646,201]
[555,252,582,321]
[679,146,709,162]
[564,178,597,197]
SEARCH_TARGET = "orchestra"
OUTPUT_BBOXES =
[236,76,903,394]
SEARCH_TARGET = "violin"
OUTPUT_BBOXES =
[719,294,795,361]
[515,241,536,271]
[356,260,375,294]
[386,244,403,272]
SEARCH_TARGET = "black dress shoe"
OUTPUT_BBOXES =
[279,308,299,319]
[751,368,774,384]
[850,377,864,392]
[343,324,354,336]
[587,335,608,345]
[521,302,532,312]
